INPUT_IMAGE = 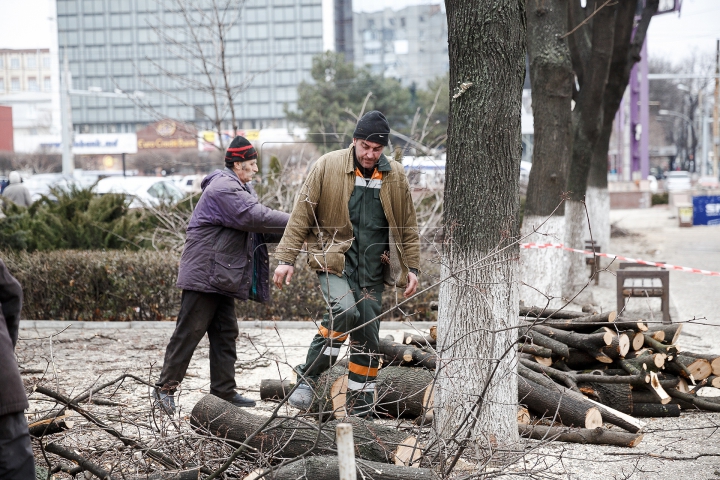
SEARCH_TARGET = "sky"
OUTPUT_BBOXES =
[0,0,718,66]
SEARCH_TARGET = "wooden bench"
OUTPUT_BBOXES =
[585,240,601,285]
[616,262,670,324]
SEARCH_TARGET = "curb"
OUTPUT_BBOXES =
[19,319,433,330]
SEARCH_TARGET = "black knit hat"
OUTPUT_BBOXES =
[353,111,390,146]
[225,136,257,163]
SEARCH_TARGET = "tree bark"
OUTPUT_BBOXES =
[681,352,720,376]
[246,456,439,480]
[375,367,435,419]
[191,395,415,464]
[521,0,573,308]
[632,403,681,417]
[519,424,643,447]
[437,0,526,449]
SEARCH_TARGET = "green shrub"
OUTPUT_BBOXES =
[651,192,668,205]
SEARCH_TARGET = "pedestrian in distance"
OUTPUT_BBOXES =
[0,259,35,479]
[2,172,32,208]
[154,136,289,415]
[273,111,420,418]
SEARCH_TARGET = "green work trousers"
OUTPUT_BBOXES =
[296,272,383,416]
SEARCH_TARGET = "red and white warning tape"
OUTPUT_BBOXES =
[520,242,720,277]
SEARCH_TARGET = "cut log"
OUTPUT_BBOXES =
[642,335,678,359]
[519,358,578,390]
[582,305,600,314]
[520,306,590,319]
[519,329,570,359]
[648,372,671,405]
[518,377,602,429]
[429,325,437,341]
[245,455,439,480]
[681,352,720,376]
[705,375,720,388]
[646,324,683,345]
[530,325,615,363]
[410,348,437,370]
[564,348,605,369]
[675,354,712,381]
[518,407,531,425]
[625,331,645,351]
[578,382,632,415]
[517,343,553,358]
[260,379,293,401]
[667,389,720,412]
[632,403,681,417]
[191,395,416,464]
[375,367,435,419]
[379,338,415,364]
[28,410,74,437]
[402,332,435,347]
[519,424,643,448]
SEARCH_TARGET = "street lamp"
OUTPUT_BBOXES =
[658,109,696,171]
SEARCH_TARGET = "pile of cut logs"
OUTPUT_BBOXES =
[515,305,720,446]
[190,307,720,476]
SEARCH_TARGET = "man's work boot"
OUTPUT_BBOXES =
[346,390,375,419]
[152,388,176,416]
[215,392,256,408]
[288,381,314,410]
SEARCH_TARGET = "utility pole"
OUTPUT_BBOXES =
[60,48,74,176]
[714,39,719,178]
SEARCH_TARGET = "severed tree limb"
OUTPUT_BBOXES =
[33,385,182,471]
[43,442,116,480]
[519,424,643,448]
[667,389,720,412]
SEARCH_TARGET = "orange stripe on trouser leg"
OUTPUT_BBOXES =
[318,325,348,342]
[348,362,379,378]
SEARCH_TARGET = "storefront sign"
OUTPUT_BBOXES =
[137,120,197,152]
[693,195,720,226]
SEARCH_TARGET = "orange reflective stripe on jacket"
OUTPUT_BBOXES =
[348,362,379,378]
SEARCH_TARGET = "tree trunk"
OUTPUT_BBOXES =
[632,403,681,417]
[563,1,618,299]
[521,0,573,308]
[437,0,526,450]
[191,395,415,464]
[587,0,659,252]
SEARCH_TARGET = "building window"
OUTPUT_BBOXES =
[44,76,51,91]
[0,78,4,92]
[400,17,406,27]
[27,55,37,68]
[0,58,3,68]
[419,15,425,22]
[11,77,20,91]
[28,77,39,91]
[43,55,51,68]
[11,57,20,69]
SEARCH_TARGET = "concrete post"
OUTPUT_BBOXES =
[335,423,357,480]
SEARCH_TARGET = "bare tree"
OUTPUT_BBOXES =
[435,0,526,464]
[130,0,253,151]
[520,0,573,308]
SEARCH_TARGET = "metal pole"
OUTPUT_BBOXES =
[639,40,650,180]
[714,39,719,178]
[122,153,126,177]
[335,423,357,480]
[60,49,74,176]
[701,92,709,177]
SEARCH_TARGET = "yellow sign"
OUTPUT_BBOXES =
[155,120,177,137]
[243,129,260,141]
[138,138,198,149]
[102,155,115,168]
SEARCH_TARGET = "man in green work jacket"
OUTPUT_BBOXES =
[273,110,420,417]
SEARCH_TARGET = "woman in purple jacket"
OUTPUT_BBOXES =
[154,136,289,414]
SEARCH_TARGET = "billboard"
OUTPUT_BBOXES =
[137,120,197,152]
[693,196,720,226]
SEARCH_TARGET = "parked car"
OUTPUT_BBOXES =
[664,171,692,192]
[94,177,185,208]
[177,174,205,194]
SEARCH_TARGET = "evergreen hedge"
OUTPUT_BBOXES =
[5,250,438,322]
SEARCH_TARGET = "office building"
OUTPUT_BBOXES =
[56,0,350,134]
[0,48,58,140]
[352,4,447,89]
